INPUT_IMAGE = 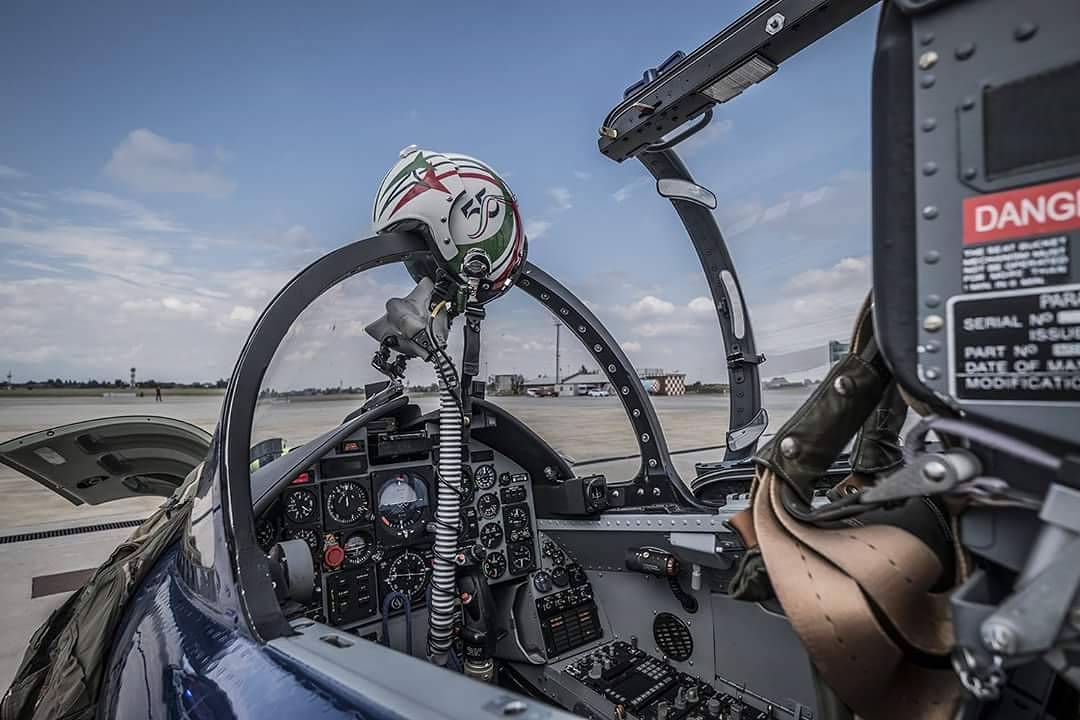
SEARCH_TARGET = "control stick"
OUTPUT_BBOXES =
[458,564,497,681]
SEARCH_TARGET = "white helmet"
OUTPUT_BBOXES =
[373,146,527,304]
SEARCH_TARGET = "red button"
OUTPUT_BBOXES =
[324,544,345,569]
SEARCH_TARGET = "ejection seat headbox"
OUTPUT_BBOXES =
[871,1,1080,450]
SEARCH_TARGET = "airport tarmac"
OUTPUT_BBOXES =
[0,387,813,690]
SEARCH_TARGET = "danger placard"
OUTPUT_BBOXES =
[949,285,1080,404]
[964,176,1080,245]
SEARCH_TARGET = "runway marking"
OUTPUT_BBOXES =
[31,568,96,598]
[0,518,146,545]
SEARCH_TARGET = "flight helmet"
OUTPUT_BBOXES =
[373,146,527,304]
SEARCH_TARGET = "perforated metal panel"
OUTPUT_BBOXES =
[653,612,694,662]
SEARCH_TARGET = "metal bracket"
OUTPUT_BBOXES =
[859,450,980,504]
[726,351,767,369]
[980,536,1080,658]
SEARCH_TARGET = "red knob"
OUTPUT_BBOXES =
[323,544,345,569]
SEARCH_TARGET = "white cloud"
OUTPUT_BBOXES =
[687,296,714,316]
[161,296,206,316]
[573,171,591,181]
[634,320,699,338]
[620,340,642,353]
[228,305,257,322]
[7,259,65,274]
[548,187,572,211]
[279,224,318,250]
[613,184,635,203]
[57,188,185,232]
[614,295,675,321]
[105,129,236,197]
[787,256,869,294]
[0,164,26,179]
[524,219,551,239]
[0,191,45,210]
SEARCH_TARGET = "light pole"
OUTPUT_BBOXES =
[554,321,561,386]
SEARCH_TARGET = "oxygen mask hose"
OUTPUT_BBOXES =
[427,302,464,666]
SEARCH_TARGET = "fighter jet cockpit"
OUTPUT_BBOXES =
[213,138,829,720]
[7,2,1078,719]
[176,3,1080,719]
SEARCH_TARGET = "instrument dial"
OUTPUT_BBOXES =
[474,464,497,490]
[504,505,529,529]
[460,467,476,506]
[483,551,507,580]
[326,481,369,526]
[386,550,431,600]
[255,518,278,552]
[286,526,321,554]
[377,472,430,539]
[343,531,374,567]
[477,492,500,520]
[479,522,504,549]
[284,488,317,524]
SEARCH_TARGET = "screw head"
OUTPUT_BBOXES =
[921,117,937,132]
[955,42,975,60]
[925,367,941,380]
[918,51,939,70]
[780,436,800,459]
[983,623,1017,654]
[1014,22,1038,42]
[922,162,938,176]
[922,205,939,220]
[924,250,940,264]
[833,376,855,396]
[765,13,785,35]
[925,340,941,354]
[920,74,936,89]
[922,460,948,482]
[926,294,941,308]
[924,315,945,332]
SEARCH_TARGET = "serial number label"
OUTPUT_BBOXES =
[949,285,1080,404]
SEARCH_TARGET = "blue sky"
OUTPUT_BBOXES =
[0,1,880,385]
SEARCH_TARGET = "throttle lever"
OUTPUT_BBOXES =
[625,547,698,613]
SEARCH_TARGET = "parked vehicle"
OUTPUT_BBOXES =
[586,388,610,397]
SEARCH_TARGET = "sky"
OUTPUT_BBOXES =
[0,1,881,388]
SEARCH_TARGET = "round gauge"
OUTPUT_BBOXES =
[284,488,317,524]
[377,472,430,538]
[477,492,500,520]
[551,565,570,588]
[286,526,321,554]
[282,490,315,524]
[479,522,504,549]
[460,468,476,507]
[504,505,528,528]
[483,551,507,580]
[542,540,566,566]
[325,481,369,525]
[474,464,497,490]
[343,530,374,567]
[255,518,278,552]
[387,550,431,600]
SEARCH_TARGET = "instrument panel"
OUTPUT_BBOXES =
[257,432,540,631]
[463,453,539,583]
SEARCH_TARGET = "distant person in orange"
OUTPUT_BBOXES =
[155,386,162,402]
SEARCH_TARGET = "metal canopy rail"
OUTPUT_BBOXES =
[598,0,877,162]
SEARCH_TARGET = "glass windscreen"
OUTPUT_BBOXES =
[250,263,637,479]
